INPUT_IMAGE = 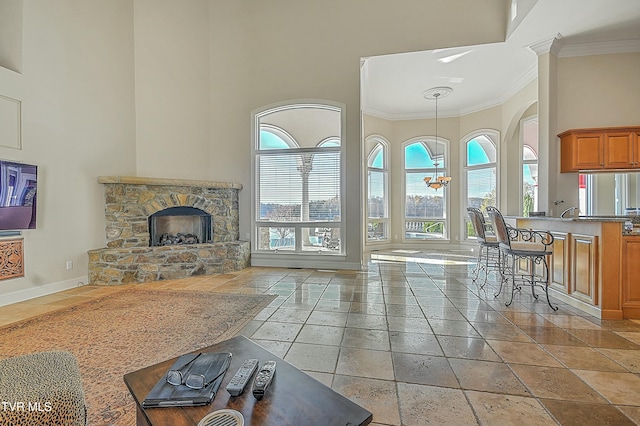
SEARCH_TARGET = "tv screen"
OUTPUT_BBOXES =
[0,160,37,230]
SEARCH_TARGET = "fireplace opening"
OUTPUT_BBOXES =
[148,207,212,246]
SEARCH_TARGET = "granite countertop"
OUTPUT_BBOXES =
[509,215,640,235]
[507,215,630,223]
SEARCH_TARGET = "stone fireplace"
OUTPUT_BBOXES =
[88,176,250,284]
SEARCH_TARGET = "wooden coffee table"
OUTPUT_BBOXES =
[124,335,373,426]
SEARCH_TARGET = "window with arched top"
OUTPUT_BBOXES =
[521,116,538,216]
[403,138,449,240]
[259,125,299,149]
[463,131,498,239]
[253,102,344,256]
[318,138,340,148]
[366,137,389,241]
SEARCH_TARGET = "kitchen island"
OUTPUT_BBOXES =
[509,216,640,320]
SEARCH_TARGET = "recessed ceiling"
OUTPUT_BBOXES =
[361,0,640,120]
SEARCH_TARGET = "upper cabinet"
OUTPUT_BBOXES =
[560,127,640,173]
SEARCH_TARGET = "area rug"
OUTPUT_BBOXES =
[0,288,275,426]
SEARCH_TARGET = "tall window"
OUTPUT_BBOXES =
[404,138,448,240]
[367,138,388,241]
[253,103,343,254]
[522,117,538,216]
[463,132,498,238]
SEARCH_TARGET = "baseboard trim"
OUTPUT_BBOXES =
[547,287,602,318]
[251,255,362,271]
[0,276,89,307]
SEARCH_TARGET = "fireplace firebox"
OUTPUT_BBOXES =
[148,206,212,247]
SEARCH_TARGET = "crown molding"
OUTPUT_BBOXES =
[361,106,461,121]
[558,38,640,57]
[529,34,564,56]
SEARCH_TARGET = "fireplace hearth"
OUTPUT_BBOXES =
[89,176,250,284]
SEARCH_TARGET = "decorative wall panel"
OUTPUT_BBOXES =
[0,238,24,280]
[0,95,21,150]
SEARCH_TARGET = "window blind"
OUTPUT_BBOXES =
[257,150,341,222]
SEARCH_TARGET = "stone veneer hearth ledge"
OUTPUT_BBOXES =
[89,176,249,285]
[97,175,243,190]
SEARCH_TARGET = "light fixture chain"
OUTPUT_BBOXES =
[422,87,452,191]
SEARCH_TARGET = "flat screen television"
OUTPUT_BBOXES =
[0,160,37,230]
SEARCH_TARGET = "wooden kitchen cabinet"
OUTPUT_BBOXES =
[603,131,636,169]
[550,231,570,293]
[622,236,640,319]
[570,233,599,306]
[560,126,640,172]
[515,217,626,319]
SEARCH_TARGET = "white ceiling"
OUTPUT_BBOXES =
[361,0,640,120]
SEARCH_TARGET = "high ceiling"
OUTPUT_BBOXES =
[361,0,640,120]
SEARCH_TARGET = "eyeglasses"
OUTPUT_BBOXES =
[166,353,201,386]
[182,367,228,390]
[166,353,231,389]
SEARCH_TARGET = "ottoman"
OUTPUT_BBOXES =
[0,351,87,426]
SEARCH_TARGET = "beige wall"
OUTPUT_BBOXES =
[555,51,640,212]
[500,79,538,215]
[557,52,640,130]
[134,0,212,180]
[0,0,136,304]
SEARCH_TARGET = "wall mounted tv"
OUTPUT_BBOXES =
[0,160,37,230]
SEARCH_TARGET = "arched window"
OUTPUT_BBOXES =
[463,131,498,239]
[521,117,538,216]
[253,103,343,255]
[318,138,340,148]
[259,125,298,149]
[403,138,448,240]
[366,137,389,241]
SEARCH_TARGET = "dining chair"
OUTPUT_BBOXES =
[466,207,500,289]
[486,206,557,310]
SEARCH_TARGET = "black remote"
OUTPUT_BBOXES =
[226,358,259,396]
[252,360,276,400]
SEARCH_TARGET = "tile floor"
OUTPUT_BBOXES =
[2,249,640,425]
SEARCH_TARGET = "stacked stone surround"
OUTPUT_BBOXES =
[88,176,250,285]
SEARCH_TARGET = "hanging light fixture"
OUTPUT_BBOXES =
[422,86,453,190]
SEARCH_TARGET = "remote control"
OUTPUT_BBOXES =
[252,361,276,400]
[226,359,259,397]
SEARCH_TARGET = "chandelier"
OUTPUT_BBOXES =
[422,86,453,190]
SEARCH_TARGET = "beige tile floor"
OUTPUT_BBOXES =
[2,249,640,425]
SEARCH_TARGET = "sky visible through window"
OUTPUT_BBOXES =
[260,131,291,149]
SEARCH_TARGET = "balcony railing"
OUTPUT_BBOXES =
[405,219,446,239]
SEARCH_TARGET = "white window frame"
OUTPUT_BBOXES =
[520,115,539,216]
[251,101,346,259]
[402,136,450,241]
[366,136,389,243]
[461,129,499,241]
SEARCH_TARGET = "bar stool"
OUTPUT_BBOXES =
[466,207,500,289]
[486,206,558,310]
